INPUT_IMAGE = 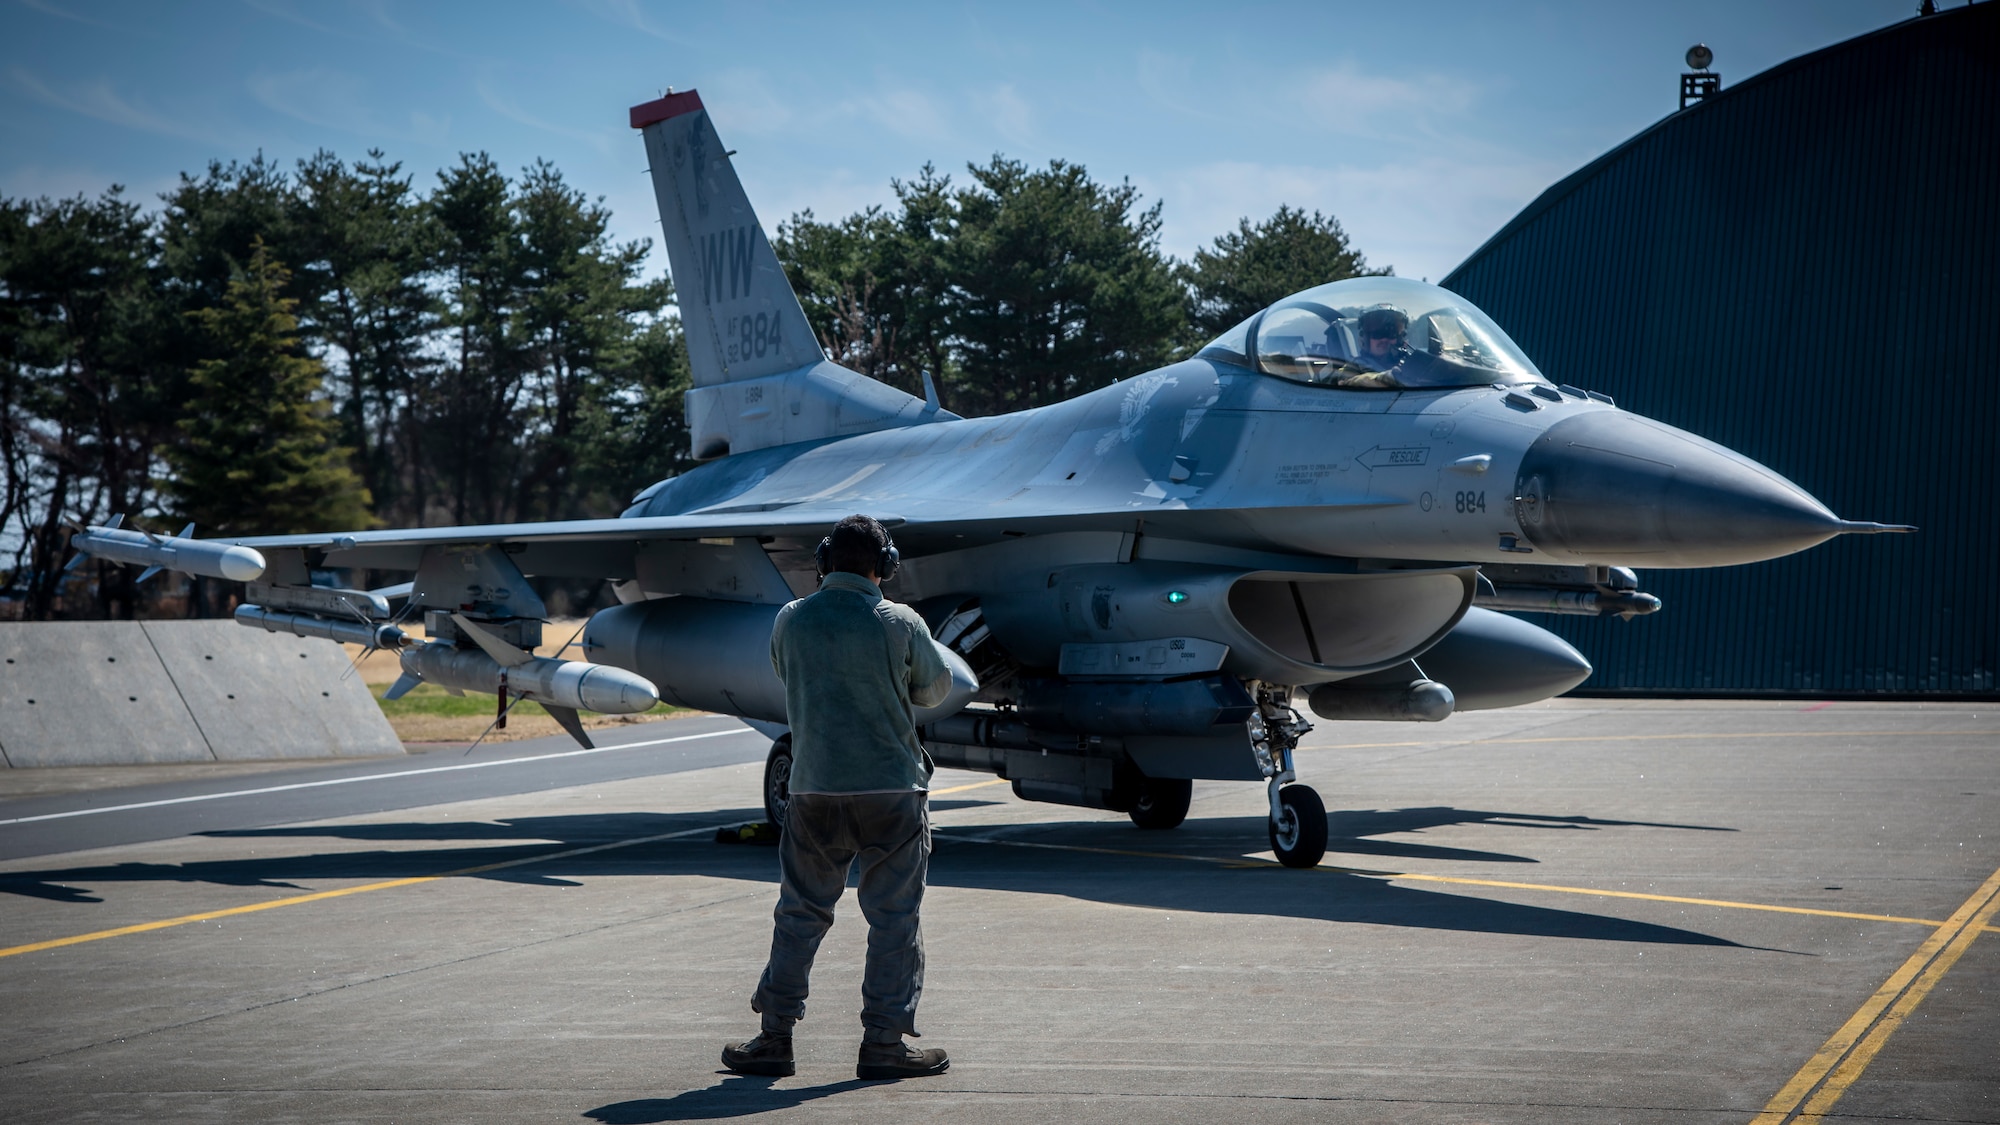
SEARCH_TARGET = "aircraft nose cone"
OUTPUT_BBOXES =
[1513,411,1844,567]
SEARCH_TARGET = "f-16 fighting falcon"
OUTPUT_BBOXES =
[69,89,1911,869]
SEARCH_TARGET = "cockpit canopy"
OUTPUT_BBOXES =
[1198,276,1547,390]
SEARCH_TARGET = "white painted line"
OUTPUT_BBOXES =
[0,727,756,826]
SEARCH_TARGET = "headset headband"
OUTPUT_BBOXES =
[814,526,899,583]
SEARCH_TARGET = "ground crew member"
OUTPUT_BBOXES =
[722,513,953,1080]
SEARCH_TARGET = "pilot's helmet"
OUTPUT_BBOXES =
[1358,307,1409,346]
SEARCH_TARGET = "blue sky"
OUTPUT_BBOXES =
[2,0,1917,286]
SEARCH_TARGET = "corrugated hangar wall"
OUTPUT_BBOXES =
[1442,5,1999,696]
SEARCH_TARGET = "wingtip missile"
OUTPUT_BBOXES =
[69,520,267,582]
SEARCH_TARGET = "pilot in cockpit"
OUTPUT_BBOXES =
[1356,307,1410,369]
[1324,306,1412,388]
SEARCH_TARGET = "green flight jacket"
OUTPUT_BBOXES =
[770,571,951,794]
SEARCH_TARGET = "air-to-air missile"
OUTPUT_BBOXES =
[386,613,660,746]
[66,516,266,583]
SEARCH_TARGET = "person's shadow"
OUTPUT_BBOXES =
[586,1074,883,1122]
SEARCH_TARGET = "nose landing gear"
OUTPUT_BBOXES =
[1250,685,1326,869]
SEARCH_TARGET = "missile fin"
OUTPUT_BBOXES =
[105,513,123,530]
[383,672,422,701]
[62,553,85,572]
[136,565,163,584]
[452,613,535,667]
[177,522,196,539]
[545,705,594,749]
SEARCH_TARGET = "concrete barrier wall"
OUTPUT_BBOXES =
[0,621,404,767]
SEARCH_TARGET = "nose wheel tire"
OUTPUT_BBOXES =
[1268,784,1327,869]
[1127,777,1193,830]
[763,735,793,828]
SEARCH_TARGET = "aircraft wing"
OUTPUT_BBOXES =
[221,510,901,576]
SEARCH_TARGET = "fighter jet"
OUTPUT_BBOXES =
[69,90,1909,868]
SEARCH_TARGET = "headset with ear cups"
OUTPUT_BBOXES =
[813,531,899,583]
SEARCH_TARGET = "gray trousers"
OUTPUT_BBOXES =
[752,790,929,1042]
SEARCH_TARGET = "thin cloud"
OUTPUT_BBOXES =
[237,0,471,60]
[1296,61,1483,142]
[697,69,797,135]
[476,73,616,155]
[1135,48,1230,124]
[976,82,1037,152]
[18,0,153,36]
[839,86,954,143]
[238,0,345,38]
[682,73,956,147]
[10,66,239,147]
[247,67,450,145]
[1151,153,1565,282]
[571,0,704,47]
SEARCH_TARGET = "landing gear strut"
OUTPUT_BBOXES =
[1250,685,1325,868]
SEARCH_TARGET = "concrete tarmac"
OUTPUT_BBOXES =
[0,699,1994,1123]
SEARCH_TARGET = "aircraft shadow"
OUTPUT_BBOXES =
[1322,805,1735,865]
[0,804,1768,950]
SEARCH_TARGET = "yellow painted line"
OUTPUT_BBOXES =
[1751,862,2000,1124]
[931,778,1008,797]
[1478,729,1996,746]
[1327,728,1996,751]
[934,831,1957,928]
[0,824,723,961]
[1384,872,1949,928]
[0,877,443,958]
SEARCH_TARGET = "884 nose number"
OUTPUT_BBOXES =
[1454,490,1486,514]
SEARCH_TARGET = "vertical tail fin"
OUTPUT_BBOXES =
[630,90,955,460]
[632,91,822,388]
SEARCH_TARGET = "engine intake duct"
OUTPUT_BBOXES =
[1014,674,1254,735]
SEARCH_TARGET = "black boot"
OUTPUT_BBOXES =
[857,1038,949,1080]
[721,1031,795,1077]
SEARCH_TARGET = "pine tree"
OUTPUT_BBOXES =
[165,238,373,535]
[1186,206,1387,341]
